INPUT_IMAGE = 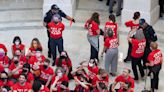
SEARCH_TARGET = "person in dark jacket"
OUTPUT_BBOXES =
[43,4,75,58]
[139,19,158,69]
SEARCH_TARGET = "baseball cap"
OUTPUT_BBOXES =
[51,4,59,10]
[139,18,146,26]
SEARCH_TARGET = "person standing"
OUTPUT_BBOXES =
[159,0,164,17]
[127,29,146,80]
[124,12,140,62]
[139,19,158,69]
[47,14,65,66]
[43,4,75,58]
[146,42,162,92]
[109,0,123,16]
[104,14,118,41]
[85,12,101,60]
[101,28,119,76]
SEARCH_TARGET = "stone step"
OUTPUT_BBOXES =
[0,8,42,22]
[0,0,43,10]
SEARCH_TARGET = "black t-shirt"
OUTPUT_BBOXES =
[44,10,67,24]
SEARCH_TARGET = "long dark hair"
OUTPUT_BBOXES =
[58,51,70,67]
[88,12,100,25]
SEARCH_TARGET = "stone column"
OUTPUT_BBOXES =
[121,0,159,25]
[43,0,76,18]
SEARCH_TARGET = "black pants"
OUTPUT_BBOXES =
[150,65,161,92]
[47,30,51,55]
[125,42,132,61]
[131,57,145,80]
[159,0,164,15]
[90,43,99,60]
[50,37,64,65]
[142,47,151,69]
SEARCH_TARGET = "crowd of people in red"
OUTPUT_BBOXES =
[0,4,162,92]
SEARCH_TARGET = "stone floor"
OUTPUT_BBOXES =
[0,0,164,92]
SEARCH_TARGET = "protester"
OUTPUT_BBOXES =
[27,38,42,57]
[124,12,140,62]
[43,4,75,58]
[146,42,162,92]
[47,14,65,66]
[127,29,146,80]
[12,36,25,56]
[85,12,101,60]
[101,28,118,76]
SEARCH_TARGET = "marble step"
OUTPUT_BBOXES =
[0,0,43,10]
[0,8,42,22]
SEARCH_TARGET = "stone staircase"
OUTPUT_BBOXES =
[0,0,43,30]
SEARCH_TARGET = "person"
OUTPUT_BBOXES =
[27,38,42,57]
[43,4,75,58]
[50,67,69,92]
[110,68,134,92]
[101,28,119,76]
[0,47,9,69]
[0,44,7,56]
[1,86,11,92]
[32,80,50,92]
[8,56,23,83]
[0,71,14,87]
[127,29,146,80]
[21,63,34,84]
[12,36,25,56]
[85,12,101,60]
[109,0,123,16]
[28,48,46,69]
[55,51,73,79]
[92,69,109,92]
[146,42,162,92]
[124,12,140,62]
[117,81,133,92]
[13,49,27,65]
[159,0,164,17]
[104,14,118,41]
[39,59,54,87]
[72,67,90,92]
[47,14,65,66]
[12,74,32,92]
[139,19,158,69]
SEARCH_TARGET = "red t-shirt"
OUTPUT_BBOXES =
[93,89,109,92]
[125,20,139,30]
[26,72,34,83]
[0,44,7,53]
[75,85,90,92]
[88,65,99,75]
[12,82,32,92]
[0,64,4,72]
[51,74,69,85]
[148,49,163,65]
[104,21,118,38]
[85,20,99,36]
[92,75,109,86]
[40,86,50,92]
[12,44,25,53]
[48,22,65,39]
[0,56,9,66]
[115,75,134,88]
[55,57,72,67]
[40,65,54,82]
[131,39,146,58]
[8,63,22,78]
[0,80,14,87]
[104,37,118,49]
[28,55,45,68]
[29,47,42,52]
